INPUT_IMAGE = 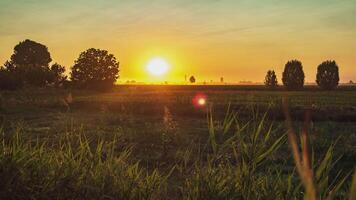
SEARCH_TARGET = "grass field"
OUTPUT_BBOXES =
[0,85,356,199]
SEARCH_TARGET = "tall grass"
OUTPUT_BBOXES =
[0,105,354,199]
[179,106,353,199]
[180,107,292,199]
[283,99,353,200]
[0,128,169,200]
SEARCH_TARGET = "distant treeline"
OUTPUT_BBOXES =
[265,60,340,90]
[0,39,344,91]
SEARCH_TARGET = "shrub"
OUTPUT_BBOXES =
[282,60,305,90]
[264,70,278,88]
[316,60,339,90]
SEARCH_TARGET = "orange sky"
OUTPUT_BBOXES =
[1,0,356,83]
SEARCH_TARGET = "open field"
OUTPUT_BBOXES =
[1,85,356,199]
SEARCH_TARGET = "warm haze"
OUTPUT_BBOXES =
[1,0,356,83]
[1,1,356,199]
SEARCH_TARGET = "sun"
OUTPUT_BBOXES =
[146,57,170,76]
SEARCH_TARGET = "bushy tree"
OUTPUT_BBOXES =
[316,60,339,90]
[189,76,196,83]
[48,63,67,87]
[5,39,52,87]
[11,39,52,67]
[264,70,278,88]
[282,60,305,90]
[70,48,119,90]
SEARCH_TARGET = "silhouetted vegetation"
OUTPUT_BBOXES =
[264,70,278,88]
[48,63,67,87]
[0,39,352,93]
[0,68,22,90]
[70,48,119,90]
[1,40,67,89]
[189,75,196,83]
[282,60,305,90]
[316,60,339,90]
[6,39,52,87]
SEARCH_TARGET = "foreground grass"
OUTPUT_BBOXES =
[0,129,169,199]
[0,107,354,199]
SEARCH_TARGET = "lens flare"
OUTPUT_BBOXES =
[198,98,206,105]
[193,93,207,107]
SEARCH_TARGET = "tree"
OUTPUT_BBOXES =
[189,76,196,83]
[70,48,119,90]
[5,39,52,87]
[316,60,339,90]
[264,70,278,88]
[282,60,305,90]
[24,65,51,87]
[3,61,16,72]
[2,61,23,86]
[48,63,67,87]
[0,68,22,90]
[11,39,52,66]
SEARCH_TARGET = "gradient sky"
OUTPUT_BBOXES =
[1,0,355,83]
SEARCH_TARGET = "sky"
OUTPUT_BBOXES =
[1,0,356,83]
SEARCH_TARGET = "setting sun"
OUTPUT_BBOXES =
[146,58,170,76]
[1,1,355,198]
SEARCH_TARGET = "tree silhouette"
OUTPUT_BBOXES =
[282,60,305,90]
[316,60,339,90]
[3,61,16,72]
[5,39,52,87]
[48,63,67,87]
[0,68,22,90]
[70,48,119,90]
[11,39,52,66]
[264,70,278,88]
[1,61,22,88]
[189,76,196,83]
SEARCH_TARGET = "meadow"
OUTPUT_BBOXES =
[0,85,355,199]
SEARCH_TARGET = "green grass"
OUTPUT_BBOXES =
[0,85,355,199]
[0,128,169,199]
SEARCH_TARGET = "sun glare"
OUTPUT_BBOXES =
[146,58,169,76]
